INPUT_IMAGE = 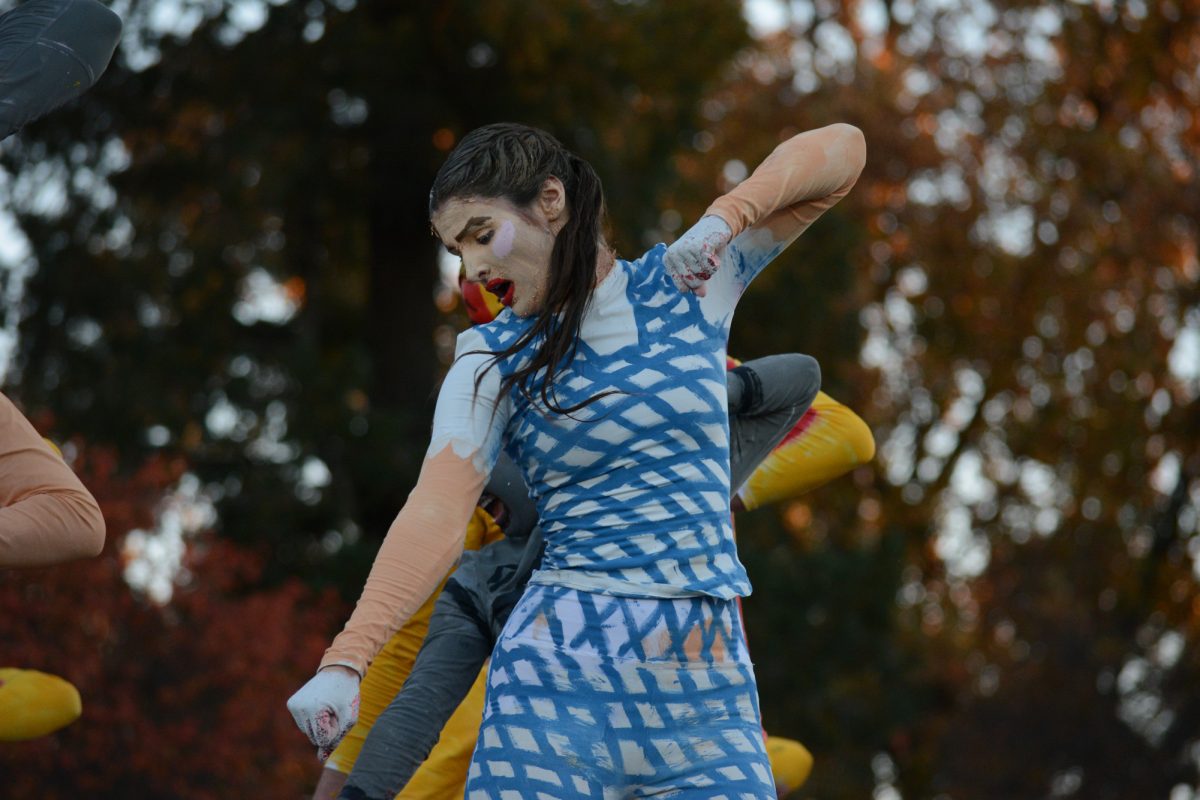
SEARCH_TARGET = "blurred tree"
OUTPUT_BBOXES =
[2,0,1199,797]
[673,1,1200,798]
[0,443,345,798]
[0,0,751,582]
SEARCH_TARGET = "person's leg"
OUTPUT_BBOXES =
[465,586,775,799]
[0,0,122,141]
[341,579,493,800]
[320,664,479,800]
[733,390,875,512]
[727,353,820,493]
[394,668,487,798]
[610,595,776,800]
[464,584,619,800]
[332,672,489,800]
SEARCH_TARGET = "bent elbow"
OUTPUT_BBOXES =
[83,508,106,557]
[66,491,107,558]
[833,123,867,181]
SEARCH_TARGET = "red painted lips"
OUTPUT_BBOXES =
[486,278,515,307]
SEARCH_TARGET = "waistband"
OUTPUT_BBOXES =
[498,583,751,669]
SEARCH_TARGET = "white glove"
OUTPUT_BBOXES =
[663,215,733,297]
[286,666,361,761]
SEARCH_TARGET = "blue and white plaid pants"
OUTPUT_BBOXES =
[465,584,776,799]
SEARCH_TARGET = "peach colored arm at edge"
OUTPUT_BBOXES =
[705,123,867,243]
[0,392,106,567]
[318,445,487,678]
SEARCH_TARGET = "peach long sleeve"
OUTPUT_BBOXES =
[319,327,508,677]
[318,448,487,677]
[705,122,866,246]
[0,391,105,566]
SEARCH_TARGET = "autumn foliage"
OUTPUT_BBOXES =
[0,447,345,798]
[1,0,1198,798]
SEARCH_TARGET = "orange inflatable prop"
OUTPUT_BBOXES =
[459,274,505,325]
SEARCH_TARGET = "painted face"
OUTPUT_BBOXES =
[432,196,558,318]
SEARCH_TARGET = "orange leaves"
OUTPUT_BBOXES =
[432,128,456,151]
[282,276,307,306]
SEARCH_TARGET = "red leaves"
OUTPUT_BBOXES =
[0,447,346,798]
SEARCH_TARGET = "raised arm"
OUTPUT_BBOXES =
[289,329,510,756]
[665,123,866,306]
[0,392,105,566]
[707,122,866,248]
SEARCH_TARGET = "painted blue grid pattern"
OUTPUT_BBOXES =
[469,245,752,600]
[464,584,776,799]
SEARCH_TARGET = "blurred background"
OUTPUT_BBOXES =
[0,0,1197,797]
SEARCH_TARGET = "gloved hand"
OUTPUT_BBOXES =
[286,666,361,761]
[663,215,733,297]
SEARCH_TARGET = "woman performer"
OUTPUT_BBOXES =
[314,274,867,800]
[332,351,822,800]
[290,120,866,797]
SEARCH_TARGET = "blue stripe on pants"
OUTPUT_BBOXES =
[465,585,776,799]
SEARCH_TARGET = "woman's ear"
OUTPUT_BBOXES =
[538,176,568,231]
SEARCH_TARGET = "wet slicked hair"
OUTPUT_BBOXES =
[430,123,612,416]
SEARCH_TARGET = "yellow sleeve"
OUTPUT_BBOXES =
[736,391,874,511]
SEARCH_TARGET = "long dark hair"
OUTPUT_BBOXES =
[430,123,612,416]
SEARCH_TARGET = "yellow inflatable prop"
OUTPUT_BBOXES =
[766,735,815,796]
[0,668,82,741]
[726,357,875,511]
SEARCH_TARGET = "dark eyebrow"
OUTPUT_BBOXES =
[454,216,492,243]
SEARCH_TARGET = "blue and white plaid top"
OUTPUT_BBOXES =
[429,235,785,599]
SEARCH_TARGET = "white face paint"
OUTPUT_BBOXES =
[491,219,516,259]
[432,197,558,317]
